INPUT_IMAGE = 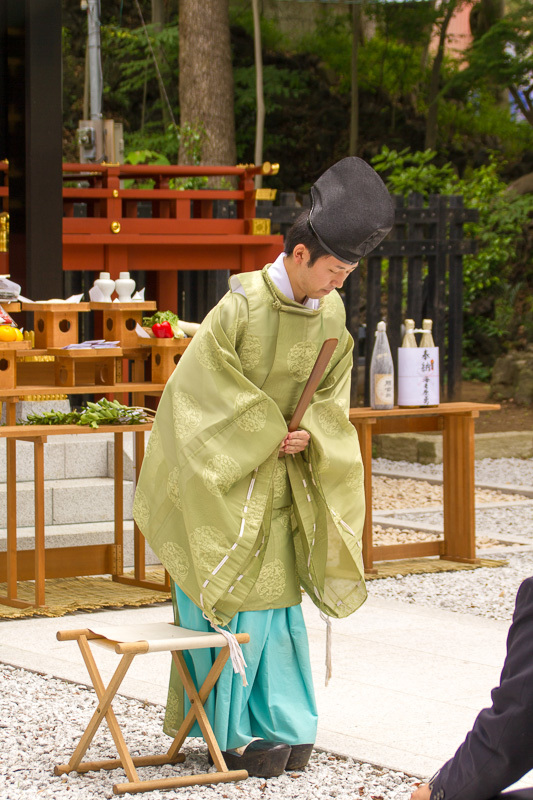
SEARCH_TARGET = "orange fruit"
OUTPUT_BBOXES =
[0,325,17,342]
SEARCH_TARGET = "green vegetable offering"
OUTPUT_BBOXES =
[142,310,186,339]
[24,399,153,429]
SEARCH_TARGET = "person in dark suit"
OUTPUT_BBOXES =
[411,577,533,800]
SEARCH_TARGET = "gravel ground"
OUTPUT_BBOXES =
[0,663,418,800]
[367,458,533,622]
[384,503,533,543]
[373,475,529,511]
[367,550,533,621]
[373,457,533,488]
[2,456,532,799]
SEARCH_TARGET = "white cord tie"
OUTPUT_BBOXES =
[320,611,332,686]
[203,613,248,686]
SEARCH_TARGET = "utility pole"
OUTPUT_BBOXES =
[87,0,102,123]
[78,0,124,163]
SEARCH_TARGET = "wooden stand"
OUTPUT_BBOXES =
[349,402,500,572]
[139,338,190,382]
[90,302,156,348]
[0,340,32,389]
[21,302,91,349]
[55,625,250,795]
[48,347,122,388]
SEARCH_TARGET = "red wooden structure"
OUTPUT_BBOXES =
[0,161,283,311]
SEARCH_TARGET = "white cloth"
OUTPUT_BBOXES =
[230,252,320,310]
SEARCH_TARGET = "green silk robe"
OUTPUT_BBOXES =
[133,266,367,626]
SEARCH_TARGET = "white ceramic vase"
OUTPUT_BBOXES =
[94,271,115,302]
[115,271,136,302]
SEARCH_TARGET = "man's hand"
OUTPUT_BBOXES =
[279,430,310,456]
[410,783,432,800]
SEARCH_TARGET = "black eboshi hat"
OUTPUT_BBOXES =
[308,157,394,264]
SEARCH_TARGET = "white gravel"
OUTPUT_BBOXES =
[373,456,533,488]
[367,457,533,623]
[2,455,532,799]
[0,663,418,800]
[367,551,533,621]
[386,504,533,543]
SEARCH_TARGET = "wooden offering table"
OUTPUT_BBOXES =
[349,402,500,572]
[0,384,169,609]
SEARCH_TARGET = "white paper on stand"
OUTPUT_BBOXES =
[135,323,151,338]
[131,288,145,301]
[397,346,439,406]
[89,285,107,302]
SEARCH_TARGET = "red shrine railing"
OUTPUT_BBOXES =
[0,161,283,310]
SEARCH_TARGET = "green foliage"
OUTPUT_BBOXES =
[450,1,533,121]
[296,11,352,93]
[358,33,428,107]
[436,95,533,159]
[372,147,533,362]
[462,360,492,382]
[372,147,456,195]
[100,21,179,132]
[124,123,208,189]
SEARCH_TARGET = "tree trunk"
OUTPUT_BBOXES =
[151,0,170,128]
[424,0,457,151]
[178,0,236,167]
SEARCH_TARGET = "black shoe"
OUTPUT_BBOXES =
[209,739,291,778]
[285,743,314,770]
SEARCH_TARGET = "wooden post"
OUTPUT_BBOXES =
[113,431,124,577]
[353,419,376,573]
[6,398,17,599]
[133,429,146,580]
[442,411,478,563]
[3,0,63,303]
[33,435,46,606]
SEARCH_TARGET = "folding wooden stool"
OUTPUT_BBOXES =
[54,622,250,795]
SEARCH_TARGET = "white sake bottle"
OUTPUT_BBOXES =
[370,321,394,410]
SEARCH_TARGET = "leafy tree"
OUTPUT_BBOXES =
[372,147,533,369]
[454,0,533,127]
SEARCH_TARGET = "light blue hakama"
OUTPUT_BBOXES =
[172,585,318,751]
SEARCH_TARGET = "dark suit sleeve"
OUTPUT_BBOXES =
[431,578,533,800]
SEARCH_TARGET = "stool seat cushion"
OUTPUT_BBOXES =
[86,622,230,652]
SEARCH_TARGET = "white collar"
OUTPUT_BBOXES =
[268,252,320,310]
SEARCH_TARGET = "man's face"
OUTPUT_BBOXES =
[301,252,358,299]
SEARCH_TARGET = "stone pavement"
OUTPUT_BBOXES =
[2,592,532,790]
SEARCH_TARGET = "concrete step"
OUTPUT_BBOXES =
[0,431,149,483]
[0,476,134,528]
[0,520,160,570]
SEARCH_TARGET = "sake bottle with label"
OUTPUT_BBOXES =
[419,318,435,347]
[402,318,417,348]
[370,321,394,410]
